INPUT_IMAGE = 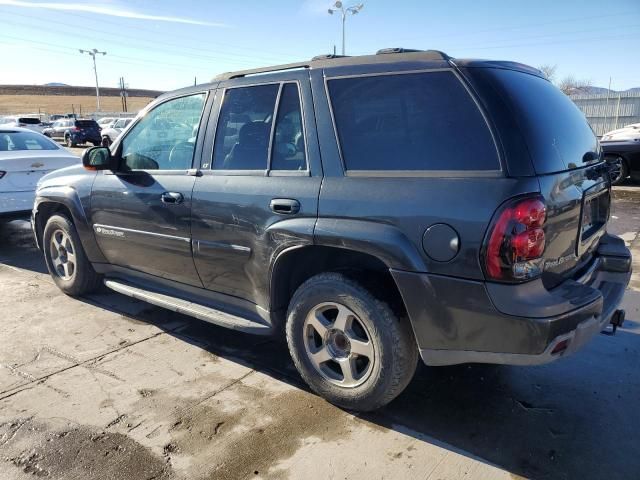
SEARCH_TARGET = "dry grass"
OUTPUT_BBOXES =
[0,94,154,116]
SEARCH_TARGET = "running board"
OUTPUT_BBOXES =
[104,279,272,335]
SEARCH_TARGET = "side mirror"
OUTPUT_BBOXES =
[82,146,116,171]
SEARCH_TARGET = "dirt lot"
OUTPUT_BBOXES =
[0,185,638,480]
[0,95,153,117]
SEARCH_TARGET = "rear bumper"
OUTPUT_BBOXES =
[0,190,35,216]
[71,133,101,144]
[392,234,632,366]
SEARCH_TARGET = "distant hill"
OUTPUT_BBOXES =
[581,86,640,95]
[0,84,164,98]
[44,82,69,87]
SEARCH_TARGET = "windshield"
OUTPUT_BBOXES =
[0,131,59,151]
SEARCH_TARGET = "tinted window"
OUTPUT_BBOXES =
[484,69,598,174]
[76,120,98,128]
[18,117,41,125]
[328,71,499,171]
[122,93,205,170]
[272,83,306,171]
[0,131,59,151]
[212,84,278,170]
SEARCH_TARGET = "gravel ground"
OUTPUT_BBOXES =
[0,184,638,480]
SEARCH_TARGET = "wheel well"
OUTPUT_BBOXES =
[34,202,73,248]
[270,246,408,325]
[604,153,629,167]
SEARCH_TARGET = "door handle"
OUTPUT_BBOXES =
[161,192,184,205]
[270,198,300,215]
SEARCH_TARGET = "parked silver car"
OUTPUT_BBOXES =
[100,118,133,147]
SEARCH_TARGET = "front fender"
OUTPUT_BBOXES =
[34,185,106,263]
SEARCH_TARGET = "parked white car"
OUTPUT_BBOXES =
[97,117,117,128]
[100,118,133,147]
[0,127,79,218]
[601,123,640,142]
[0,116,45,133]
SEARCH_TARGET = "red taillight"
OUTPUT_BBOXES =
[0,171,6,179]
[484,196,547,282]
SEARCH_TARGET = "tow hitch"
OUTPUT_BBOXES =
[602,309,625,336]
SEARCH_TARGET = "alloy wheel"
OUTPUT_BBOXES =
[303,302,375,388]
[49,229,76,280]
[608,157,624,184]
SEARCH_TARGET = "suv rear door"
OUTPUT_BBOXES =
[89,91,211,287]
[461,67,610,288]
[191,71,322,307]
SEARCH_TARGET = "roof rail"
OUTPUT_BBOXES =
[214,61,311,81]
[311,54,349,61]
[376,48,452,61]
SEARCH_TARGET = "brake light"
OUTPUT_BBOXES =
[0,171,5,179]
[484,196,547,282]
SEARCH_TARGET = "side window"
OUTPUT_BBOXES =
[212,84,278,170]
[121,93,205,170]
[327,71,499,171]
[271,83,306,171]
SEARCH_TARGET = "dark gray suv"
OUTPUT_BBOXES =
[32,50,632,411]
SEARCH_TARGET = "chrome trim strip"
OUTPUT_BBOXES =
[194,239,251,256]
[93,224,190,243]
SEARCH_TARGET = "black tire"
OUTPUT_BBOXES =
[606,155,628,186]
[92,141,101,147]
[101,136,111,148]
[42,214,101,295]
[65,135,76,148]
[286,273,418,411]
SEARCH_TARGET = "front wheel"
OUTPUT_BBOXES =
[42,214,102,295]
[101,136,111,147]
[286,273,418,411]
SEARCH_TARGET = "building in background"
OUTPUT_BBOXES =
[571,91,640,137]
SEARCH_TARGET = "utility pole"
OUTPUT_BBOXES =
[328,2,364,56]
[79,48,107,112]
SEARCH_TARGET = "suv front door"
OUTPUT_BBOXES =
[191,73,321,308]
[89,92,210,287]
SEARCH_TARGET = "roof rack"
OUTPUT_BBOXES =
[214,49,452,81]
[311,54,349,61]
[376,48,452,61]
[214,61,311,81]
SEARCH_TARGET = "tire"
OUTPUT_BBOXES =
[101,136,111,148]
[42,214,102,296]
[606,155,628,186]
[286,272,418,411]
[65,135,76,148]
[92,141,101,147]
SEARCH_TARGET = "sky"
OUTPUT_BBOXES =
[0,0,638,92]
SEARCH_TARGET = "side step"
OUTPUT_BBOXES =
[104,279,272,335]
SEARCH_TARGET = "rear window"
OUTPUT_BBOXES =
[18,117,41,125]
[76,120,98,128]
[0,131,59,151]
[484,69,598,174]
[327,71,499,171]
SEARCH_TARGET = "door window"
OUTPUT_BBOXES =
[121,93,205,170]
[212,84,279,170]
[271,83,306,171]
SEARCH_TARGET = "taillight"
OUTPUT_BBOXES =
[0,171,5,179]
[483,195,547,282]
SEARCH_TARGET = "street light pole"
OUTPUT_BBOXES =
[328,2,364,56]
[79,48,107,112]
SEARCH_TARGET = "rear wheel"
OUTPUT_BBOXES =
[43,214,101,295]
[606,155,628,185]
[65,135,76,148]
[286,273,418,411]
